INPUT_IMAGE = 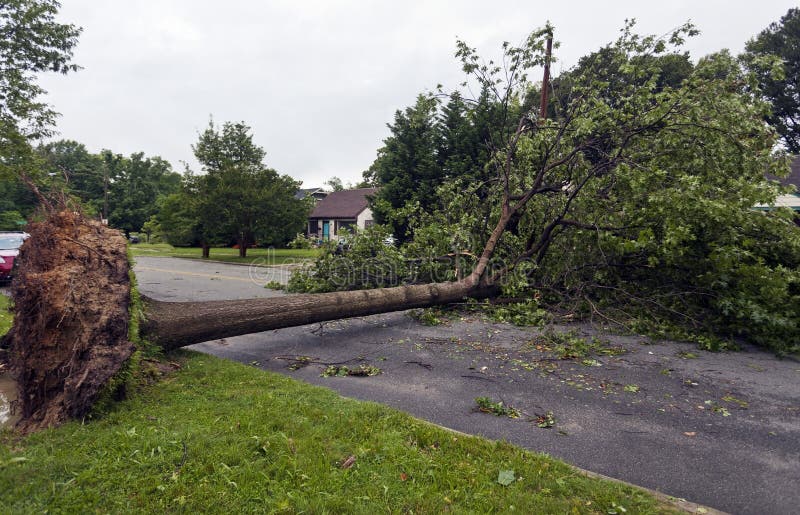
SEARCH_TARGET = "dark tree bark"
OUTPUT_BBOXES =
[142,280,497,351]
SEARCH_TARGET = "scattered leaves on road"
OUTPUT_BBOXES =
[536,411,556,428]
[321,365,382,377]
[475,397,520,418]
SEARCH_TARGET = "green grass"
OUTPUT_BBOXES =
[129,243,319,265]
[0,352,676,513]
[0,294,10,338]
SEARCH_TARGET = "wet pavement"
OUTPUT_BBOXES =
[135,259,800,515]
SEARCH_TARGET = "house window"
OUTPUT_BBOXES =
[308,220,319,236]
[364,220,374,228]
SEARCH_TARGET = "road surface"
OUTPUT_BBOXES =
[134,257,800,515]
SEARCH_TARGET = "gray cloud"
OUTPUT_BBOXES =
[38,0,797,187]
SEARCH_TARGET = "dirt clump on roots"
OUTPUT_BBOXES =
[1,210,133,432]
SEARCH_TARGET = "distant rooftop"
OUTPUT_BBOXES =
[766,156,800,191]
[309,188,378,219]
[294,187,328,200]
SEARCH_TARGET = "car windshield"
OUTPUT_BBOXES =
[0,236,24,250]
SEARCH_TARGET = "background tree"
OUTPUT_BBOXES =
[742,8,800,152]
[324,176,344,191]
[191,120,306,257]
[108,153,180,236]
[365,94,441,242]
[36,141,181,233]
[155,179,207,249]
[0,0,81,182]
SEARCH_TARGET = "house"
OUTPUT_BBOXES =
[294,187,329,203]
[307,188,378,241]
[758,156,800,213]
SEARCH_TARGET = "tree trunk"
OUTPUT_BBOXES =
[142,280,497,351]
[201,243,210,258]
[3,211,499,432]
[237,233,248,258]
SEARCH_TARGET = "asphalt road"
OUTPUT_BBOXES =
[134,256,289,301]
[134,258,800,515]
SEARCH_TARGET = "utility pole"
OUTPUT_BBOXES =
[538,31,553,123]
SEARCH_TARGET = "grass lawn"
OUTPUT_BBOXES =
[129,243,319,266]
[0,348,678,513]
[0,294,10,337]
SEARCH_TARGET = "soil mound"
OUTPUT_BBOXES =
[1,210,133,432]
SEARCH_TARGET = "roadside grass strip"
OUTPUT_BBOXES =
[0,351,677,513]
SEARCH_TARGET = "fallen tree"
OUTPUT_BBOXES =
[4,23,798,432]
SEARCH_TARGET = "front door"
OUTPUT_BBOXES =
[322,221,330,241]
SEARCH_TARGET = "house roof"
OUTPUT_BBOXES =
[309,188,378,219]
[766,156,800,190]
[294,187,327,200]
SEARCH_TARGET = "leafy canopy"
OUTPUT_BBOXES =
[742,8,800,152]
[157,120,307,254]
[304,21,800,353]
[0,0,81,179]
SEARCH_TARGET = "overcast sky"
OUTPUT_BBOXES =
[39,1,797,187]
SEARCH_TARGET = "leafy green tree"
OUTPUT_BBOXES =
[0,174,36,224]
[364,85,516,244]
[0,210,25,230]
[140,215,160,243]
[156,188,205,248]
[0,0,81,181]
[365,94,442,242]
[305,22,800,353]
[324,176,344,191]
[108,153,180,236]
[37,140,104,211]
[192,120,306,257]
[742,8,800,152]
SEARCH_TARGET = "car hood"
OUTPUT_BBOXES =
[0,250,19,258]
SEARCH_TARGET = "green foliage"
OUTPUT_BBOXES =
[742,8,800,152]
[107,153,180,235]
[287,226,409,293]
[538,330,624,360]
[456,23,800,353]
[287,232,313,249]
[33,141,182,235]
[263,280,284,291]
[0,1,81,179]
[0,352,671,513]
[535,411,556,429]
[482,299,549,326]
[0,294,11,338]
[365,95,441,242]
[185,119,307,252]
[0,210,25,230]
[365,88,507,244]
[320,364,382,377]
[409,307,448,326]
[475,397,521,418]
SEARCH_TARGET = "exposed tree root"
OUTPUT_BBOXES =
[1,210,133,433]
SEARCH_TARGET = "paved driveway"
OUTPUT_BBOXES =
[134,258,800,515]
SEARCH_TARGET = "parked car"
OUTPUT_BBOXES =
[0,231,30,283]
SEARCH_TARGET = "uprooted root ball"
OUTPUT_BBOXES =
[2,210,133,432]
